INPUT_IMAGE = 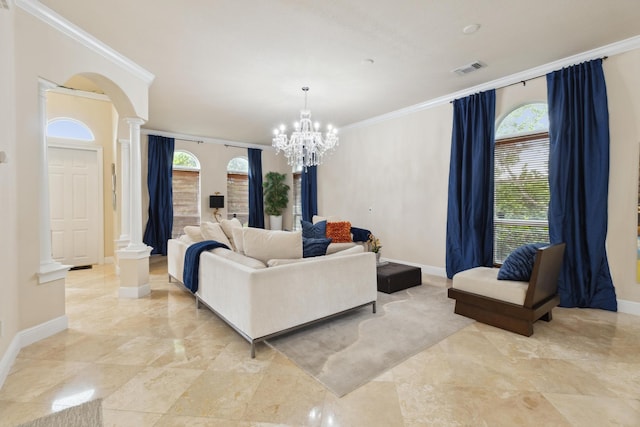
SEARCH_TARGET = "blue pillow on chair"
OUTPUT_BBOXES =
[301,220,326,239]
[302,237,332,258]
[497,243,548,281]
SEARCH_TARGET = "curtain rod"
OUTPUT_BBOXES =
[450,56,608,102]
[141,128,274,151]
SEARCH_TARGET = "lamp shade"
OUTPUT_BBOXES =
[209,195,224,209]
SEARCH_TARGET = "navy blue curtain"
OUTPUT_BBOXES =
[248,148,265,228]
[301,166,318,222]
[143,135,174,255]
[546,59,617,311]
[445,90,496,279]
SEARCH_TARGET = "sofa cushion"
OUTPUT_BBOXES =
[183,226,204,243]
[211,247,267,269]
[267,258,309,267]
[201,222,232,248]
[231,227,245,254]
[301,220,326,239]
[242,228,303,263]
[302,237,332,258]
[326,242,358,255]
[326,221,352,243]
[498,243,547,281]
[220,218,243,251]
[326,244,365,257]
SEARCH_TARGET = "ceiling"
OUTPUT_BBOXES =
[40,0,640,145]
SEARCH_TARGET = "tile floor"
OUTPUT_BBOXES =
[1,257,639,426]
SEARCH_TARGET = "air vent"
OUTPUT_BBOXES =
[452,61,486,76]
[0,0,8,10]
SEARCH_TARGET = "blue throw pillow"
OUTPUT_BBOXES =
[302,237,332,258]
[497,243,548,281]
[301,220,326,239]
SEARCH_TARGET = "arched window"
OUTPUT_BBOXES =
[227,157,249,224]
[46,118,95,141]
[494,103,550,263]
[172,150,200,238]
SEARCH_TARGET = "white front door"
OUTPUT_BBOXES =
[48,146,101,267]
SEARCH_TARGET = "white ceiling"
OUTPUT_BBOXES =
[41,0,640,145]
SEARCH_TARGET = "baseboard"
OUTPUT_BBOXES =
[19,315,68,348]
[618,299,640,316]
[382,257,447,279]
[118,284,150,299]
[104,256,115,265]
[0,315,68,389]
[0,335,21,390]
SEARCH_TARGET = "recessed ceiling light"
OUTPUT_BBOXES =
[462,24,481,35]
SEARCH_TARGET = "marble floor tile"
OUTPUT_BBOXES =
[544,393,640,426]
[102,366,202,413]
[1,259,639,427]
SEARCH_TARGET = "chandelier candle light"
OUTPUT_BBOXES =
[272,87,339,170]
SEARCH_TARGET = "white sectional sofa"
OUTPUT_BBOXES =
[167,219,378,357]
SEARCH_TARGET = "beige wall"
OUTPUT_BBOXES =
[12,6,149,335]
[46,92,117,259]
[0,7,18,362]
[320,48,640,304]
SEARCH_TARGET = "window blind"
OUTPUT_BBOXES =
[494,133,550,263]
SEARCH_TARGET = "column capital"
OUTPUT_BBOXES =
[118,138,131,146]
[124,117,145,127]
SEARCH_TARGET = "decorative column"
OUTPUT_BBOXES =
[37,78,71,284]
[114,138,131,275]
[116,117,152,298]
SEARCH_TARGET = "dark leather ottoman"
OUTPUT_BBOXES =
[376,262,422,293]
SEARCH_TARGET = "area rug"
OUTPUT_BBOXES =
[266,284,474,397]
[17,399,103,427]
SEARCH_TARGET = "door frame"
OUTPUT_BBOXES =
[47,139,105,265]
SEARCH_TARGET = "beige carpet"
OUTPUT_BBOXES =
[17,399,103,427]
[266,284,473,397]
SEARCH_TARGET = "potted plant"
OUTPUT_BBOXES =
[263,171,290,230]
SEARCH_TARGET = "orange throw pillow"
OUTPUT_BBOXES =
[326,221,352,243]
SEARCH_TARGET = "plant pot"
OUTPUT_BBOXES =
[269,215,283,230]
[375,251,381,264]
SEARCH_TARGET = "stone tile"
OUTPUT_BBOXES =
[102,409,163,427]
[168,370,263,420]
[322,381,404,427]
[242,362,327,426]
[544,393,640,426]
[103,366,202,413]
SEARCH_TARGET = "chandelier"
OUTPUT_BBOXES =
[272,87,339,169]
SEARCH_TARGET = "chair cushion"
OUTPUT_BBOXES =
[201,222,232,248]
[498,243,547,281]
[453,267,528,305]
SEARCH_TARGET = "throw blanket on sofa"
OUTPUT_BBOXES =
[183,240,230,293]
[351,227,372,243]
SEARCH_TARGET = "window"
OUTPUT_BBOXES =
[172,150,200,238]
[227,157,249,224]
[46,118,95,141]
[292,169,302,230]
[494,103,549,264]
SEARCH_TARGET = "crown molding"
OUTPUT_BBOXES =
[49,85,111,102]
[344,35,640,131]
[15,0,154,85]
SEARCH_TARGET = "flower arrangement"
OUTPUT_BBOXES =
[368,233,382,253]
